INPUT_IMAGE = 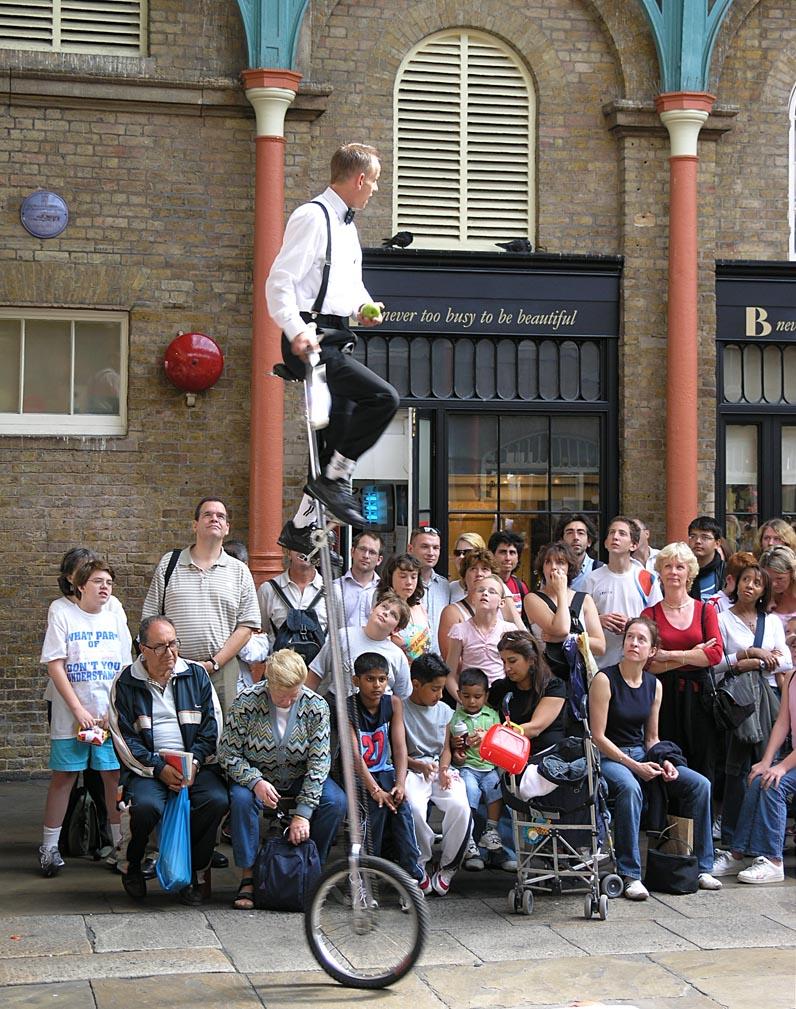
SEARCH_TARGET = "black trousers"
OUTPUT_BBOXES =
[125,767,228,873]
[282,326,399,468]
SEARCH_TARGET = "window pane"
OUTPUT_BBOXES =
[23,319,71,414]
[725,424,758,551]
[499,415,548,512]
[475,340,496,399]
[410,337,432,398]
[723,345,742,403]
[0,320,21,412]
[517,340,538,400]
[388,336,410,397]
[784,346,796,403]
[448,414,498,519]
[539,340,559,400]
[581,341,601,401]
[783,426,796,514]
[559,340,580,401]
[496,340,517,399]
[453,339,475,398]
[75,321,121,415]
[763,345,782,404]
[742,345,762,403]
[430,338,453,398]
[550,416,600,511]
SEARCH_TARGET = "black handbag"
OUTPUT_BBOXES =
[644,828,699,895]
[705,613,764,732]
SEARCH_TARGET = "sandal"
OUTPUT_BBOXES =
[233,877,255,910]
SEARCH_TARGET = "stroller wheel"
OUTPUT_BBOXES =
[598,894,609,920]
[507,888,519,913]
[583,894,594,920]
[600,873,624,899]
[520,890,534,916]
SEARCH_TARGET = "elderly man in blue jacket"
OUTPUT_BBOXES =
[109,615,228,905]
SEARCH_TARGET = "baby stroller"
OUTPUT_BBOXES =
[499,715,623,920]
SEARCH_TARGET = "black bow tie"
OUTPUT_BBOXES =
[344,208,355,225]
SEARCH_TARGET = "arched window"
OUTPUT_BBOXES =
[394,29,535,251]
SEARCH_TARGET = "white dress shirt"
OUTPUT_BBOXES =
[266,187,371,341]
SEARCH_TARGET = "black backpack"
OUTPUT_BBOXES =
[268,580,326,664]
[59,773,102,859]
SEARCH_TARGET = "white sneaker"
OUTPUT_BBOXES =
[479,826,503,851]
[698,872,722,890]
[623,878,649,901]
[711,814,722,841]
[463,838,485,871]
[737,856,785,885]
[39,844,65,878]
[431,868,453,896]
[711,849,749,877]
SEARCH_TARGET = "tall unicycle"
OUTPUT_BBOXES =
[298,350,429,988]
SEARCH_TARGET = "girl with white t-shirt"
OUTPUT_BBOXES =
[38,559,132,877]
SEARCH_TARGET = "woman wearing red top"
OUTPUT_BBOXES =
[641,542,723,782]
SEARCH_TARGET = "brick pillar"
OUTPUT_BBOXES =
[656,92,714,542]
[242,69,301,587]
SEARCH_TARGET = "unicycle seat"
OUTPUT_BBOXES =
[272,362,302,382]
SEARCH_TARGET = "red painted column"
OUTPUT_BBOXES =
[242,69,301,587]
[655,92,714,542]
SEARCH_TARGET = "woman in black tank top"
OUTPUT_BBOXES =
[589,617,719,900]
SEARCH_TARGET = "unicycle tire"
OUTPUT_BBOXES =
[304,854,429,988]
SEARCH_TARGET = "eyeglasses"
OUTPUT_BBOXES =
[354,546,381,557]
[688,532,715,542]
[453,548,472,557]
[140,638,180,656]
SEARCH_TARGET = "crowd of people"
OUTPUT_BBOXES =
[35,505,795,909]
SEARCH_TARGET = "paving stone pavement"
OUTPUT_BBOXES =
[2,779,795,1009]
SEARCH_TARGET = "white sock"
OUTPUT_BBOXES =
[111,822,122,846]
[324,451,355,482]
[292,494,318,529]
[43,826,61,849]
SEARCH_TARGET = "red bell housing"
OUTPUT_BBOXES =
[163,332,224,392]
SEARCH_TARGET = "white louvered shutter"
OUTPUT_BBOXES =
[395,30,534,250]
[0,1,145,54]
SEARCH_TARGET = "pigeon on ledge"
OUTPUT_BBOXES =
[495,239,534,253]
[382,231,414,248]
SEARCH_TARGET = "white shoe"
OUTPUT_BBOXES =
[463,838,485,871]
[623,878,649,901]
[479,826,503,851]
[431,868,453,896]
[737,856,785,885]
[711,814,722,841]
[698,872,722,890]
[711,849,749,877]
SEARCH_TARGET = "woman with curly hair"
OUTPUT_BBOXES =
[375,552,431,663]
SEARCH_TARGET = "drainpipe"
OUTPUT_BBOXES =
[655,91,714,541]
[241,69,301,588]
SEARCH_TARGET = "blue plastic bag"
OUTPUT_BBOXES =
[156,786,192,891]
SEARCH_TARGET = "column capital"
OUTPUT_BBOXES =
[656,92,714,157]
[241,69,302,137]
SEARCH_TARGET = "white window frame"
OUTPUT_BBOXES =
[0,1,147,56]
[789,83,796,261]
[393,29,535,251]
[0,308,128,436]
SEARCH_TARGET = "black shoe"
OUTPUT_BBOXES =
[178,882,205,906]
[121,870,147,901]
[277,519,317,555]
[210,849,228,869]
[141,857,158,879]
[305,476,367,527]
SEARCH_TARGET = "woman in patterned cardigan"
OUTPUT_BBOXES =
[219,649,346,909]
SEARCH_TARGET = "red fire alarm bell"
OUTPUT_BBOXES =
[163,332,224,392]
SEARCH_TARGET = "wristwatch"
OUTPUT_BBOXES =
[208,657,220,672]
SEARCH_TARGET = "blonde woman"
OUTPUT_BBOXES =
[448,532,487,601]
[753,518,796,559]
[219,649,346,909]
[641,542,723,781]
[759,545,796,629]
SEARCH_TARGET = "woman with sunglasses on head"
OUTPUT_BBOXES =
[438,548,524,666]
[449,532,487,603]
[375,553,431,664]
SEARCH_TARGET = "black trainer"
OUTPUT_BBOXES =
[277,519,317,555]
[305,475,367,527]
[121,869,147,900]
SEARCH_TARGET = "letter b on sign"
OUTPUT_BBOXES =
[746,306,772,337]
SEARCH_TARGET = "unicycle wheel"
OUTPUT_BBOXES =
[305,855,429,988]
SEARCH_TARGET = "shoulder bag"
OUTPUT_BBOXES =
[705,612,764,733]
[644,825,699,895]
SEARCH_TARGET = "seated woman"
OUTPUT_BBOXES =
[375,553,431,663]
[589,617,721,900]
[218,649,346,910]
[711,667,795,884]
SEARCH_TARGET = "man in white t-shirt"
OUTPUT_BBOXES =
[584,516,662,668]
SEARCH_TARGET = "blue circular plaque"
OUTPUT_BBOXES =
[20,191,69,238]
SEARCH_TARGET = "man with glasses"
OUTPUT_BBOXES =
[334,531,383,626]
[257,548,328,656]
[142,498,261,716]
[687,515,726,603]
[109,616,228,905]
[408,526,450,651]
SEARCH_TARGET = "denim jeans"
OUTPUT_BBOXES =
[601,745,713,878]
[364,769,423,882]
[229,776,346,867]
[732,764,796,860]
[460,766,502,810]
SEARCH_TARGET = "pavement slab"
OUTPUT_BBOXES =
[0,914,91,958]
[441,922,586,961]
[88,910,222,952]
[2,980,94,1009]
[659,910,796,949]
[204,908,320,973]
[0,947,234,986]
[249,969,448,1009]
[550,920,700,955]
[652,947,796,1009]
[93,971,264,1009]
